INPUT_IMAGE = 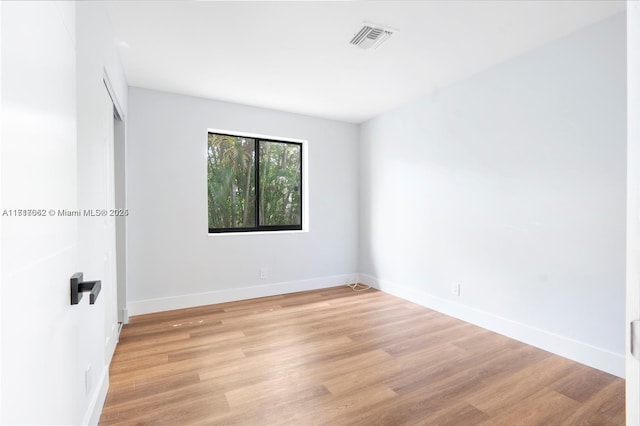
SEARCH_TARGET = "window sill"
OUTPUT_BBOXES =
[207,229,308,237]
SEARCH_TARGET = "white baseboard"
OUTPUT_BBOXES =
[128,274,359,316]
[83,366,109,426]
[360,273,625,378]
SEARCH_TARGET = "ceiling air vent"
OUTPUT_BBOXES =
[350,23,396,51]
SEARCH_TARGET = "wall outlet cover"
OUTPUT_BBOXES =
[451,284,460,296]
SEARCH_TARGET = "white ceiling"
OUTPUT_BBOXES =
[105,1,626,123]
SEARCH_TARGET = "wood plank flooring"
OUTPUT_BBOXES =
[100,286,625,425]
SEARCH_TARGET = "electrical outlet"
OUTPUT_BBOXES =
[260,268,268,279]
[451,283,460,296]
[85,365,92,395]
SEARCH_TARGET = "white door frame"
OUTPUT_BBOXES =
[103,71,128,326]
[103,71,124,122]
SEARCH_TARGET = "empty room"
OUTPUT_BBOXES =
[2,0,639,424]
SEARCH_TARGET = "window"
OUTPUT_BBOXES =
[207,132,303,233]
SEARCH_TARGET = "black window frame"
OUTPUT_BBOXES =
[207,131,304,234]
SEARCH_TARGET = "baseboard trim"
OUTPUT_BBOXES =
[128,274,359,316]
[360,274,625,378]
[83,366,109,426]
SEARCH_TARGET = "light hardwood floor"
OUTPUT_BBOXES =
[100,286,624,425]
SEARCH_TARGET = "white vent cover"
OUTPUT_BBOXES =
[350,23,396,51]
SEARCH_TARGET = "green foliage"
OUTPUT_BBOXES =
[207,134,256,229]
[259,142,301,226]
[208,133,301,230]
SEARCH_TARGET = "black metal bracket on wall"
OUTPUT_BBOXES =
[70,272,101,305]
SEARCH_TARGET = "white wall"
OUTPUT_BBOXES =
[126,88,359,314]
[627,1,640,423]
[76,2,128,423]
[359,13,626,376]
[0,2,4,421]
